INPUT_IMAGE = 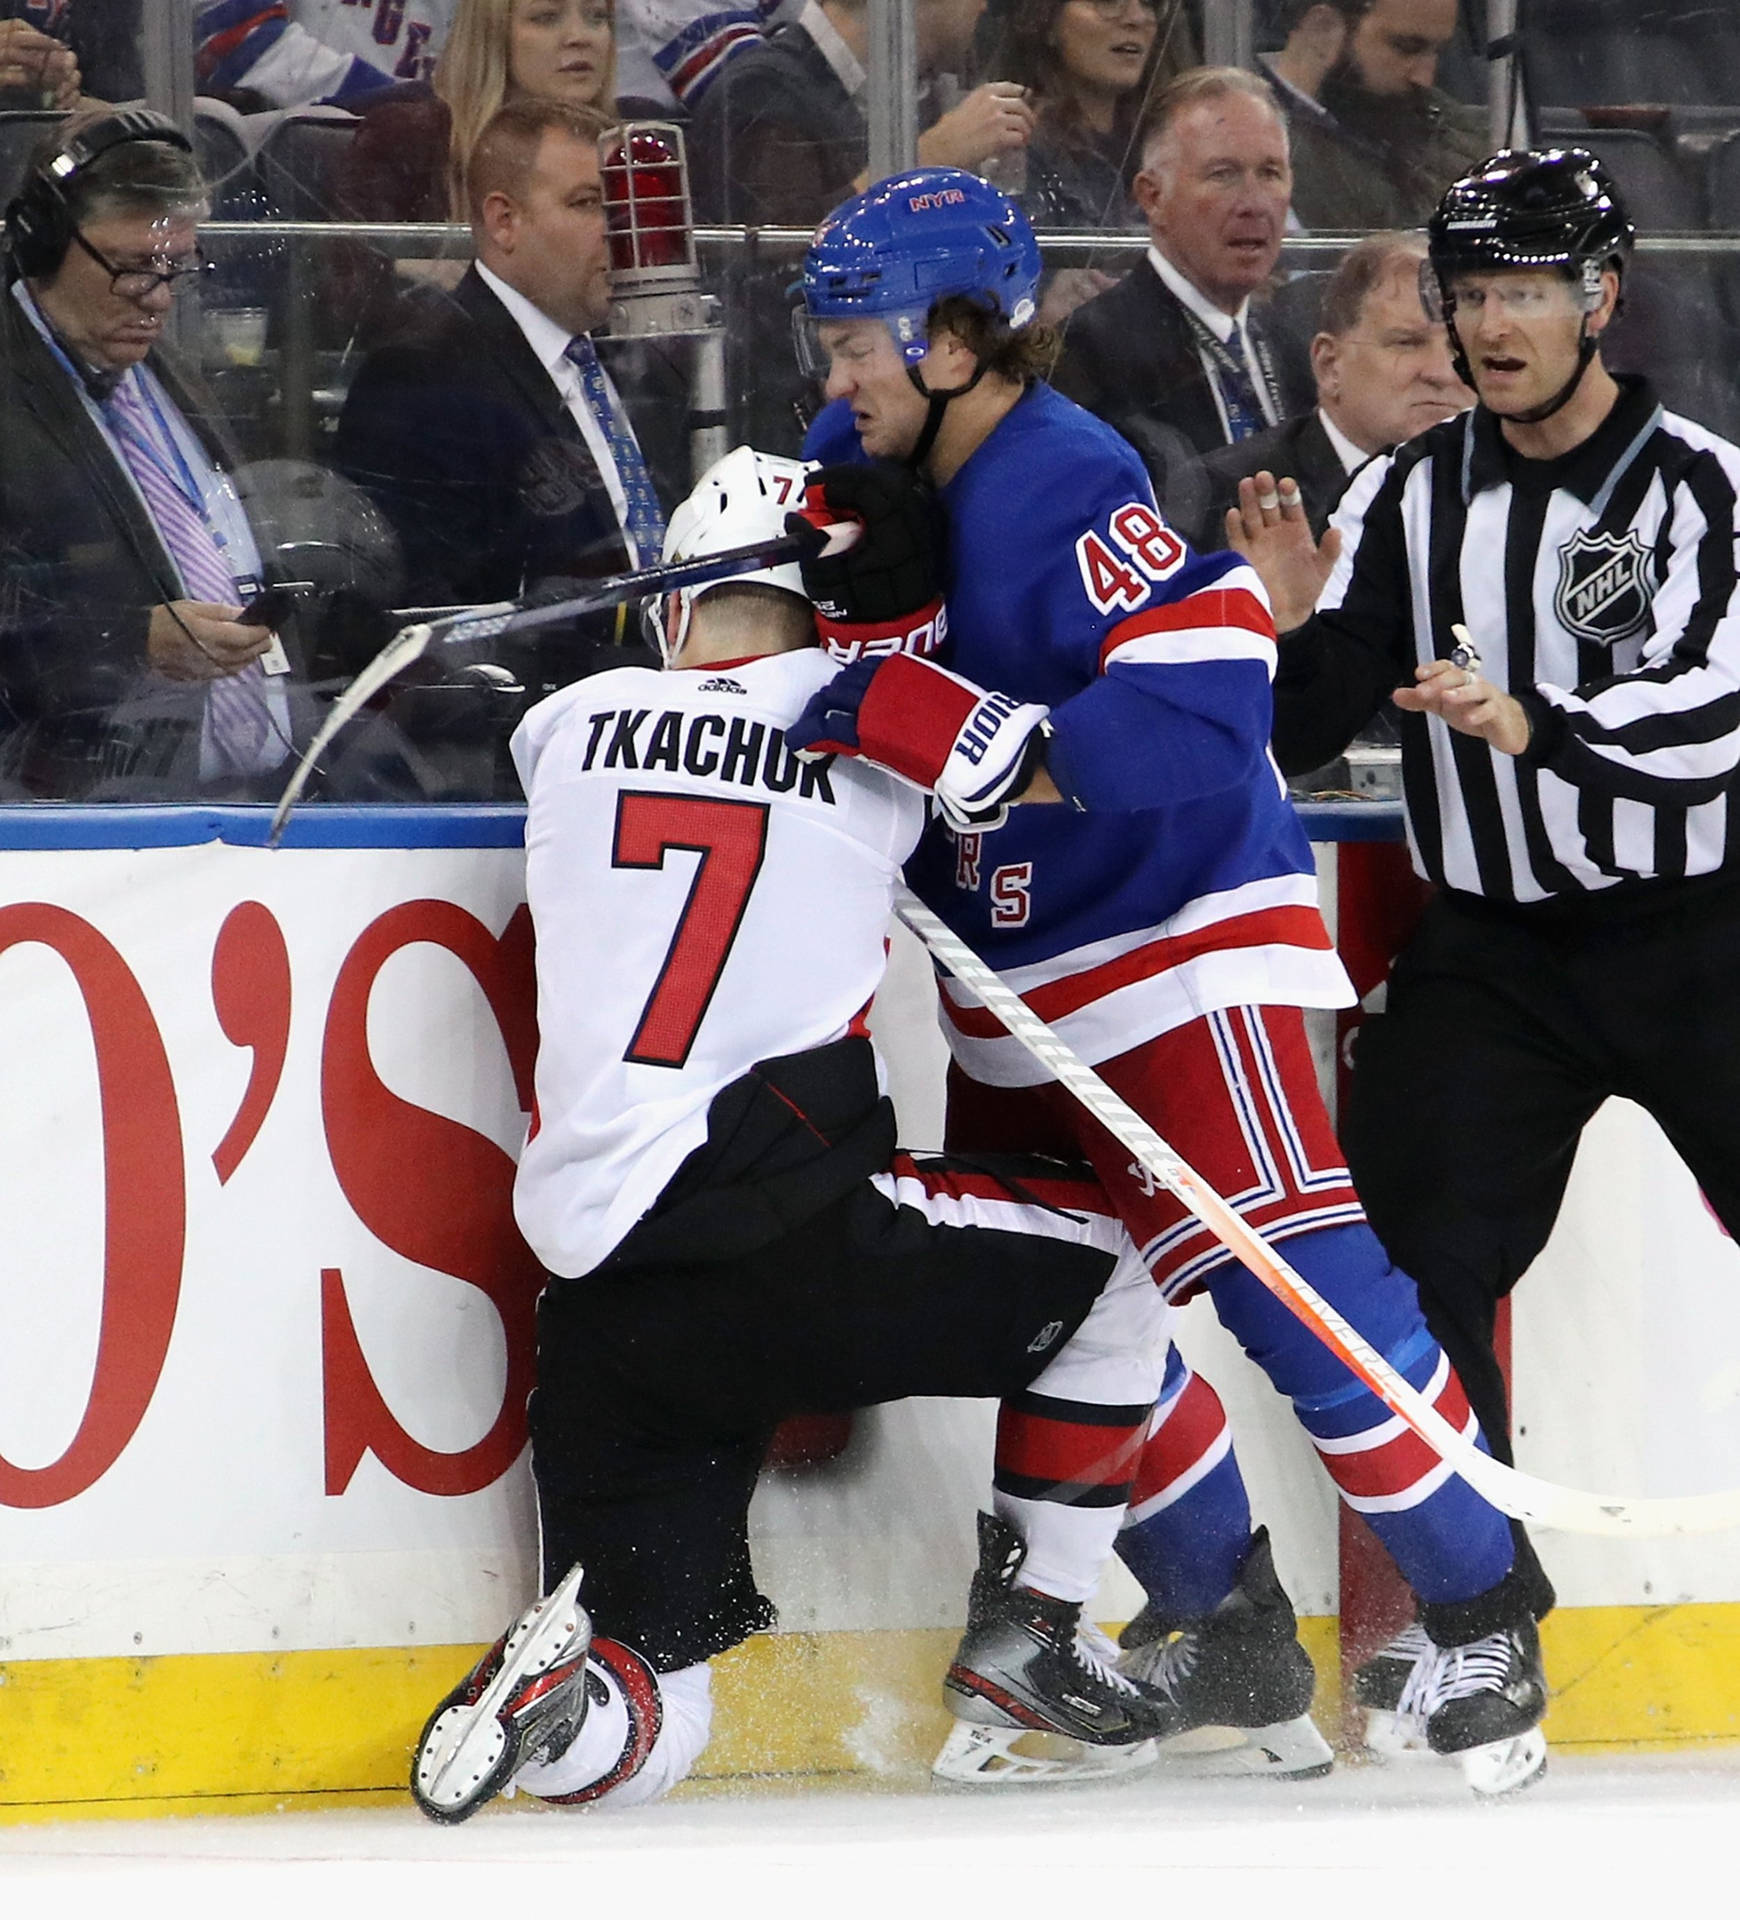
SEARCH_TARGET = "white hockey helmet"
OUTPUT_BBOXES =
[650,445,813,664]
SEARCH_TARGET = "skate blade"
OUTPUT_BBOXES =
[932,1719,1159,1786]
[1153,1714,1335,1781]
[413,1563,590,1822]
[1457,1726,1547,1796]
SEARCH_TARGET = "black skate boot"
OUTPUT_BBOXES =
[1356,1568,1549,1796]
[412,1562,598,1823]
[933,1512,1177,1784]
[1117,1526,1334,1779]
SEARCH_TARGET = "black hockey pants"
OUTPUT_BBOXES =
[529,1038,1122,1672]
[1343,878,1740,1463]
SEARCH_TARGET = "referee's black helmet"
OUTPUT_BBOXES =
[1427,147,1634,303]
[1426,148,1634,421]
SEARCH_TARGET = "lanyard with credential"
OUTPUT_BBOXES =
[1178,303,1280,420]
[110,371,227,532]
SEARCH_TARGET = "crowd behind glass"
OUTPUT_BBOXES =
[0,0,1734,804]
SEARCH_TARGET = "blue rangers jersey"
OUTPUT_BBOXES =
[806,381,1352,1086]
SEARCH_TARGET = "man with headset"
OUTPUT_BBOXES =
[0,108,306,797]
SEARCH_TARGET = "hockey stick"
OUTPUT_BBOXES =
[893,886,1740,1539]
[267,525,851,845]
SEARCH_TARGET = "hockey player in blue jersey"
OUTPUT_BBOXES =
[785,167,1553,1794]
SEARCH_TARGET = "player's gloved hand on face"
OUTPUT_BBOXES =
[788,652,1050,833]
[785,464,947,662]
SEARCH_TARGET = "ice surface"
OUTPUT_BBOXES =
[0,1751,1733,1920]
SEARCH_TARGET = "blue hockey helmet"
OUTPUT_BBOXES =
[797,167,1042,372]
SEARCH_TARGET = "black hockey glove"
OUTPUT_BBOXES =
[785,463,947,662]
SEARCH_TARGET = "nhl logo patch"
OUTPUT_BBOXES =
[1554,526,1653,645]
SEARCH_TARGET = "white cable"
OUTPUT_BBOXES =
[894,886,1740,1538]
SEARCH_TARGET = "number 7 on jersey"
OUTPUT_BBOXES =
[612,792,771,1068]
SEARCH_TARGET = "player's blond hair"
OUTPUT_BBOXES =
[438,0,619,218]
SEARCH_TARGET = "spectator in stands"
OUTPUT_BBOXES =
[987,0,1186,231]
[611,0,779,116]
[334,100,687,712]
[690,0,1033,228]
[339,0,617,224]
[195,1,455,109]
[1258,0,1484,229]
[0,111,319,799]
[691,0,1036,452]
[1196,230,1469,546]
[0,3,142,107]
[1052,66,1312,527]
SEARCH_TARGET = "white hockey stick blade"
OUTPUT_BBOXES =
[413,1562,591,1821]
[268,619,433,845]
[893,887,1740,1540]
[932,1719,1160,1786]
[1152,1714,1335,1781]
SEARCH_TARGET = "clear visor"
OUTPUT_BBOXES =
[791,305,931,383]
[1428,260,1607,325]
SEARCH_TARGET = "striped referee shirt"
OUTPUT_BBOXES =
[1273,376,1740,905]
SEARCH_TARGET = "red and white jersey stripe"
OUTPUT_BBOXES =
[1311,1352,1480,1515]
[1098,577,1278,674]
[936,873,1353,1087]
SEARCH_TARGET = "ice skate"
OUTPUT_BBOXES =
[1355,1617,1547,1795]
[1117,1526,1334,1780]
[933,1513,1173,1785]
[411,1562,597,1823]
[1352,1620,1435,1760]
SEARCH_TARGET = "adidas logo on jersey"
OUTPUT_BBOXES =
[698,677,747,694]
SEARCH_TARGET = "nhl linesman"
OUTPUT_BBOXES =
[1235,145,1740,1702]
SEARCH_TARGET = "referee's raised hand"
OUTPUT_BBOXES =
[1225,471,1341,633]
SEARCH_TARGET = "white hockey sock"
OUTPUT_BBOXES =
[513,1647,712,1810]
[996,1490,1123,1604]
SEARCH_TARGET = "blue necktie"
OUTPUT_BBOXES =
[1217,323,1269,444]
[563,334,668,564]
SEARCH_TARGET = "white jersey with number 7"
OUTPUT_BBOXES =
[510,648,926,1279]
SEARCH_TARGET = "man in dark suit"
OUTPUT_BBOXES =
[335,97,689,707]
[1196,230,1470,547]
[0,109,315,799]
[1052,67,1312,531]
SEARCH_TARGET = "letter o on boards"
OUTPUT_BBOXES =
[0,906,185,1509]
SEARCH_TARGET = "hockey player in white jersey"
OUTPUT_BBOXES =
[410,448,1199,1822]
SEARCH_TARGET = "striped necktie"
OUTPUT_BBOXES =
[563,334,668,564]
[103,374,280,774]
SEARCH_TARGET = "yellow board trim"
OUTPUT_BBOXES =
[0,1607,1732,1824]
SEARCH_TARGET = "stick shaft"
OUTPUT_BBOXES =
[894,886,1740,1538]
[430,531,826,650]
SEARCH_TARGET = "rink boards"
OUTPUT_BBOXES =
[3,809,1740,1818]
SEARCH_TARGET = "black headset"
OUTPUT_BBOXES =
[4,108,195,280]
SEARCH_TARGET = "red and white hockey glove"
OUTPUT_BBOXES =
[784,464,948,662]
[788,653,1050,832]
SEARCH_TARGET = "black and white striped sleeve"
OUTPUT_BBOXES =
[1522,445,1740,808]
[1270,452,1414,775]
